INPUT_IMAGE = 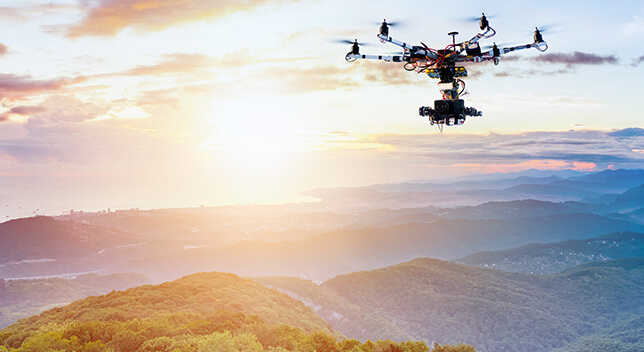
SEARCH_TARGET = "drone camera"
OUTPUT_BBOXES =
[434,99,464,115]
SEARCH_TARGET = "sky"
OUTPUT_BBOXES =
[1,0,643,219]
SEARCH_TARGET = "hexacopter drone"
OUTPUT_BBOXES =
[344,14,548,131]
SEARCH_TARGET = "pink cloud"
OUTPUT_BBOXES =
[57,0,276,37]
[571,162,597,171]
[0,74,86,100]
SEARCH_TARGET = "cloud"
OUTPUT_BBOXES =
[9,105,47,116]
[0,105,48,123]
[7,96,111,129]
[118,53,216,77]
[0,2,75,23]
[607,127,644,138]
[531,51,618,67]
[0,74,86,100]
[632,55,644,67]
[94,106,150,121]
[0,43,8,56]
[489,51,621,78]
[324,129,644,171]
[56,0,277,37]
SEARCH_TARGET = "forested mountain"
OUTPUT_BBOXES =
[432,200,582,220]
[115,213,644,282]
[553,315,644,352]
[456,231,644,274]
[0,217,136,264]
[0,273,150,328]
[257,258,644,352]
[0,271,460,352]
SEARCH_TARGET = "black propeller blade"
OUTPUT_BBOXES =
[463,13,496,22]
[529,24,560,36]
[374,19,402,27]
[332,39,371,46]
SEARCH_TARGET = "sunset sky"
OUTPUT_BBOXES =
[1,0,644,218]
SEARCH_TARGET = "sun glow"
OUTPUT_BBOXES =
[204,95,304,172]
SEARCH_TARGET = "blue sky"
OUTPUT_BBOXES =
[0,0,643,218]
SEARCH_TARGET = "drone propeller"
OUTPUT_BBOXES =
[534,24,558,33]
[462,13,496,22]
[374,19,402,27]
[527,24,559,38]
[332,39,371,46]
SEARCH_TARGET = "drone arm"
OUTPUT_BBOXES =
[454,26,497,54]
[376,34,441,60]
[345,53,405,63]
[492,41,548,56]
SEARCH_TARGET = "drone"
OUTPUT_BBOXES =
[344,14,548,131]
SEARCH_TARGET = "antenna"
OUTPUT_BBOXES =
[448,31,459,52]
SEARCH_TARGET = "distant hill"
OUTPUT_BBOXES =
[434,199,582,220]
[548,179,627,194]
[0,271,448,352]
[258,258,644,352]
[0,217,137,263]
[567,169,644,189]
[629,207,644,223]
[0,217,147,279]
[553,314,644,352]
[114,213,644,282]
[253,276,415,342]
[0,273,150,328]
[302,169,644,210]
[588,183,644,212]
[455,231,644,274]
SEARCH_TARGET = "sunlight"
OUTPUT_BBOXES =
[204,95,303,172]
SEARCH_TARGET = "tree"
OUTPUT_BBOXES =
[430,342,476,352]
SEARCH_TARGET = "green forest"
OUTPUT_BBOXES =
[259,257,644,352]
[0,273,149,329]
[0,272,474,352]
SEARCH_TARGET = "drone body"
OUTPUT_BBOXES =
[345,14,549,131]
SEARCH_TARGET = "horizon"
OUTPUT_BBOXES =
[2,166,640,222]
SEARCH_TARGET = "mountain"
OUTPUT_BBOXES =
[547,179,627,194]
[433,199,582,220]
[113,213,644,282]
[368,175,565,193]
[257,257,644,352]
[588,183,644,212]
[567,169,644,189]
[0,216,137,263]
[455,231,644,274]
[629,207,644,223]
[0,217,148,279]
[254,276,415,342]
[0,271,449,352]
[0,273,150,328]
[553,315,644,352]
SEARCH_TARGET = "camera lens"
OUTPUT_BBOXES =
[434,100,450,114]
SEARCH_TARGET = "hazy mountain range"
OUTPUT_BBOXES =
[1,168,643,352]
